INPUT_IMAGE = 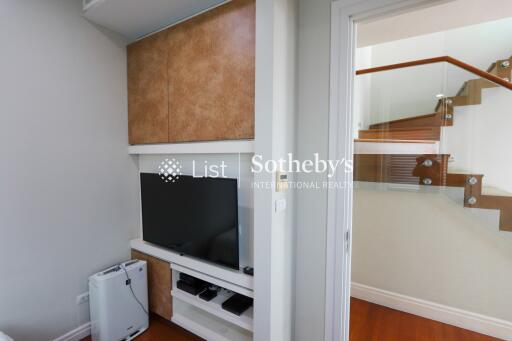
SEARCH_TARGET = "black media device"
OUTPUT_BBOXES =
[222,294,253,316]
[140,173,240,270]
[177,280,206,296]
[179,273,206,286]
[177,274,208,296]
[243,267,254,276]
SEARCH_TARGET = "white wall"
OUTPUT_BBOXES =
[353,186,512,322]
[138,154,255,267]
[363,34,446,125]
[358,0,512,47]
[254,0,297,339]
[294,0,331,340]
[255,0,298,339]
[441,87,512,193]
[0,1,140,340]
[355,17,512,127]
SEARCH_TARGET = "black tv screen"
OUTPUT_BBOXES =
[140,173,239,270]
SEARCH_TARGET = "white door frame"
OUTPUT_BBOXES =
[325,1,443,340]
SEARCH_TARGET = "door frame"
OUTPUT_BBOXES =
[325,1,444,340]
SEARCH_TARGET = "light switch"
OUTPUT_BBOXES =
[275,199,287,213]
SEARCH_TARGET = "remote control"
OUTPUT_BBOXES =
[243,267,254,276]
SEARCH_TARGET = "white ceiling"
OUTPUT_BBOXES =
[83,0,229,42]
[358,0,512,47]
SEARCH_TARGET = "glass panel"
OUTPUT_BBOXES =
[352,58,512,339]
[439,63,510,230]
[354,63,447,135]
[354,60,509,231]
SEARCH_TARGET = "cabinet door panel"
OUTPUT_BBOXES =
[167,0,255,142]
[128,31,168,144]
[131,249,172,320]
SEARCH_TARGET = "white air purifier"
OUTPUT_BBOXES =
[89,260,149,341]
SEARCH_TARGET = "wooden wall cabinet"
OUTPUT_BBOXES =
[127,0,255,145]
[127,30,169,144]
[131,249,172,320]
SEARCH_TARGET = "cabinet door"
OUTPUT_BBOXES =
[127,30,169,144]
[131,249,172,320]
[167,0,255,142]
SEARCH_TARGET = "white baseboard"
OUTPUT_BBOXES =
[52,322,91,341]
[351,282,512,341]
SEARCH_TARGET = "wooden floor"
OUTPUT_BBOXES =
[81,314,203,341]
[82,299,501,341]
[350,298,501,341]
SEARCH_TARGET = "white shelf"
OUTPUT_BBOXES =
[171,289,253,332]
[172,299,252,341]
[172,263,253,298]
[354,139,439,155]
[128,140,254,155]
[130,239,254,291]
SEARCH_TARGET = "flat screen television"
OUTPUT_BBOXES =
[140,173,239,270]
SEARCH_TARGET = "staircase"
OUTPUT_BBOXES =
[354,55,512,232]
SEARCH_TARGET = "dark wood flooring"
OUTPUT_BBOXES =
[350,298,501,341]
[82,299,501,341]
[81,314,202,341]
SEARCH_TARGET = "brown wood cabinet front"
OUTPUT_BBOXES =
[127,0,255,145]
[131,249,172,320]
[127,30,169,145]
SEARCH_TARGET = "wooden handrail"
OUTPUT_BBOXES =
[356,56,512,90]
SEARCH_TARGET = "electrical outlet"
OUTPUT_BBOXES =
[76,292,89,305]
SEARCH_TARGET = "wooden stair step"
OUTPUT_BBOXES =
[456,79,490,100]
[487,57,512,80]
[354,154,450,185]
[473,78,499,89]
[448,95,478,106]
[369,112,452,130]
[434,94,480,112]
[446,172,512,232]
[358,126,441,141]
[446,173,484,188]
[476,193,512,232]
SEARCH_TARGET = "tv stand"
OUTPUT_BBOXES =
[130,239,254,340]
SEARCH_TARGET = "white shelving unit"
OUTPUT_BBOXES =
[128,140,255,155]
[171,264,254,333]
[171,266,253,332]
[172,300,252,341]
[172,290,253,331]
[131,239,254,340]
